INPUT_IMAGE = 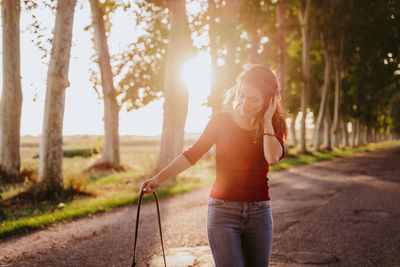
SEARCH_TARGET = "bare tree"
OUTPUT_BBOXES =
[38,0,77,191]
[89,0,120,169]
[0,0,22,181]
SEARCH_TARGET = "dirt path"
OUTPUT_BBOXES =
[1,145,399,266]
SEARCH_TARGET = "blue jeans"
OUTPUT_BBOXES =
[207,197,273,267]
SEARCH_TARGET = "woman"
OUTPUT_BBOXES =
[140,64,287,267]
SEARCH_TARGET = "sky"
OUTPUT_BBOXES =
[0,1,313,138]
[0,1,212,137]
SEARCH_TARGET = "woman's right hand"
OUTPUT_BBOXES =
[140,176,161,195]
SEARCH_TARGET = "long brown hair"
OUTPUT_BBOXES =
[223,64,287,142]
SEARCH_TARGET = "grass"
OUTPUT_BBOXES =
[0,138,399,238]
[270,140,400,172]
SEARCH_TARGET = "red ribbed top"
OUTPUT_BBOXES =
[182,111,285,201]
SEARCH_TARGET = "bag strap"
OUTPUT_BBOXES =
[132,189,167,267]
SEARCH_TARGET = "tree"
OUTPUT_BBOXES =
[298,0,312,153]
[155,0,194,171]
[221,0,240,92]
[38,0,77,191]
[340,0,399,145]
[89,0,120,169]
[0,0,22,181]
[313,46,332,151]
[276,0,288,106]
[207,0,241,114]
[285,33,303,147]
[112,1,168,112]
[312,0,335,151]
[207,0,220,114]
[331,34,344,148]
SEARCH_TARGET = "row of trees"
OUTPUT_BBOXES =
[0,0,120,192]
[127,0,399,157]
[0,0,399,196]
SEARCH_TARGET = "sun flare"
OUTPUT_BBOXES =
[181,51,212,99]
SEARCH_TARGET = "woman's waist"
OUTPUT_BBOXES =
[208,196,270,207]
[210,184,270,202]
[216,166,268,175]
[213,173,269,187]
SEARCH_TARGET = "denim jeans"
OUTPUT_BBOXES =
[207,197,273,267]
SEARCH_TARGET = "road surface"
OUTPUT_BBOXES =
[1,145,399,266]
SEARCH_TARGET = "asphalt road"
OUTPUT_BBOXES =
[1,144,399,266]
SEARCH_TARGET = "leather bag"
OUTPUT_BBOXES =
[131,189,167,267]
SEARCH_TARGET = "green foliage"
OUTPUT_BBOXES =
[341,0,398,123]
[390,92,400,134]
[115,1,170,112]
[0,188,5,221]
[83,0,399,134]
[63,148,98,158]
[64,172,91,192]
[32,148,99,159]
[94,136,103,154]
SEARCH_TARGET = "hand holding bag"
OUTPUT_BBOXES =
[131,189,167,267]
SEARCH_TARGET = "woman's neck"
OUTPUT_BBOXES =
[232,109,257,129]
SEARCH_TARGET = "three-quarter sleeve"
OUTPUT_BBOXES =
[182,112,221,165]
[275,130,286,161]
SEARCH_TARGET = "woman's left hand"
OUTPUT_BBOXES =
[264,94,277,123]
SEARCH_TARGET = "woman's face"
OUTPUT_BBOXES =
[238,83,266,118]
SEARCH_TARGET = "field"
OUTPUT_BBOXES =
[0,134,398,237]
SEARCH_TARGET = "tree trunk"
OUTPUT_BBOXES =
[89,0,120,169]
[331,49,342,148]
[299,0,311,153]
[359,124,364,145]
[38,0,77,190]
[351,119,355,146]
[342,118,349,146]
[313,48,332,151]
[207,0,221,115]
[323,104,332,150]
[353,118,359,146]
[355,120,361,145]
[367,127,372,143]
[289,112,297,147]
[359,125,364,144]
[155,0,192,171]
[0,0,22,181]
[372,127,376,142]
[277,0,287,107]
[362,125,367,144]
[337,117,343,147]
[385,126,390,141]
